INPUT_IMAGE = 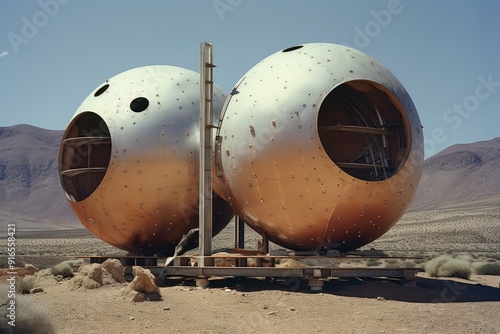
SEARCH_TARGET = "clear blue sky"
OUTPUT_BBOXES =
[1,0,498,157]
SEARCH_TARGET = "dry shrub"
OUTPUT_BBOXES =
[474,263,500,275]
[425,255,471,279]
[385,259,398,266]
[0,257,25,268]
[456,254,473,262]
[17,275,37,294]
[366,259,381,267]
[402,260,417,268]
[0,284,55,334]
[50,260,77,278]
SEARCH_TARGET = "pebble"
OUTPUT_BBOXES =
[129,317,135,321]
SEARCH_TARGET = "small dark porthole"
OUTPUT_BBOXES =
[94,84,109,97]
[283,45,303,52]
[130,97,149,112]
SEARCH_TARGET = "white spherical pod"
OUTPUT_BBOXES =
[215,43,424,252]
[59,65,233,255]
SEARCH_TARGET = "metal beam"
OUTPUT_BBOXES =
[159,266,419,279]
[235,216,245,249]
[199,42,214,266]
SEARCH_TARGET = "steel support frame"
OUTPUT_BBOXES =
[199,42,214,266]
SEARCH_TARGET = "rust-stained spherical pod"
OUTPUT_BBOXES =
[215,43,424,252]
[59,65,233,255]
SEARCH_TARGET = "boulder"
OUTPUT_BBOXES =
[72,263,103,289]
[102,258,125,283]
[122,266,162,302]
[71,260,127,290]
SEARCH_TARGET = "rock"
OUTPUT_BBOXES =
[130,266,160,294]
[34,269,58,287]
[131,292,146,302]
[30,287,44,294]
[276,259,306,268]
[79,263,102,281]
[71,264,103,290]
[100,270,118,286]
[122,266,162,302]
[102,258,125,283]
[24,263,39,275]
[213,252,236,267]
[71,262,126,290]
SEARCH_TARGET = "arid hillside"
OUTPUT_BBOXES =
[410,137,500,210]
[0,125,76,225]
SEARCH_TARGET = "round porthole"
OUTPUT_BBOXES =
[318,80,409,181]
[130,97,149,112]
[282,45,303,52]
[94,84,109,97]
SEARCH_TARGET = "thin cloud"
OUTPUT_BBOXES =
[0,51,8,58]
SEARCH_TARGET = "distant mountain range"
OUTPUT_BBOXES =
[410,137,500,210]
[0,125,75,225]
[0,124,498,226]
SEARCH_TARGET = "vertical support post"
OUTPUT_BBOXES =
[199,42,214,267]
[235,216,245,249]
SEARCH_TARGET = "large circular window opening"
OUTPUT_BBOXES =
[59,112,111,202]
[318,81,409,181]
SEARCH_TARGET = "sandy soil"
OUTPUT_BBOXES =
[1,205,500,334]
[21,273,500,334]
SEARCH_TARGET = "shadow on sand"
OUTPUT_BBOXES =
[164,276,500,303]
[322,277,500,303]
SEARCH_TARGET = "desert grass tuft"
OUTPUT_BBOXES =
[0,257,25,268]
[17,275,37,294]
[50,260,76,278]
[474,262,500,275]
[425,255,471,279]
[366,259,382,267]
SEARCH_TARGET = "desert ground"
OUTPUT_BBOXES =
[1,204,500,334]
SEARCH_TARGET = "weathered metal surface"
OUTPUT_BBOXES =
[215,43,424,252]
[60,43,423,256]
[59,65,233,255]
